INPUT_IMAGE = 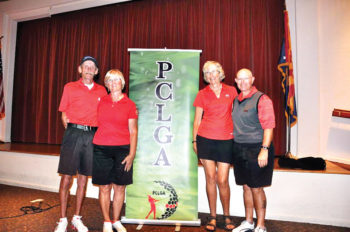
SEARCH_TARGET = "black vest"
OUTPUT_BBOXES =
[232,91,264,143]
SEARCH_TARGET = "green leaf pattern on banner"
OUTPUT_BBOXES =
[126,50,200,221]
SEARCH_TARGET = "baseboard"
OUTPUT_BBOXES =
[325,156,350,165]
[0,178,58,193]
[267,213,350,228]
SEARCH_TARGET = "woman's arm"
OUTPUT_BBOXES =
[122,118,138,171]
[193,107,204,154]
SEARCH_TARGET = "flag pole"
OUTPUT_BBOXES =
[278,10,297,158]
[285,114,292,158]
[285,80,295,159]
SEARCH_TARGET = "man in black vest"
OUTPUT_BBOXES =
[232,68,275,232]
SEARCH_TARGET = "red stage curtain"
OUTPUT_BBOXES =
[12,0,286,155]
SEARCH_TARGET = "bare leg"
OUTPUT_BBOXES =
[59,174,73,218]
[112,184,126,222]
[252,187,266,228]
[99,184,112,221]
[217,162,231,215]
[243,185,254,224]
[217,162,234,229]
[200,159,217,230]
[74,174,88,215]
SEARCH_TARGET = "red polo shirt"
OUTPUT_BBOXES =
[193,83,238,140]
[59,78,107,126]
[93,94,138,146]
[237,86,275,129]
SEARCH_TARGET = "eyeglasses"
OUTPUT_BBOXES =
[204,70,219,76]
[235,77,252,82]
[106,77,122,83]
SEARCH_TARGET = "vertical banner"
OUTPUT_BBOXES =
[123,49,201,226]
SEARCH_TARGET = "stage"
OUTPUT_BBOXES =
[0,142,349,228]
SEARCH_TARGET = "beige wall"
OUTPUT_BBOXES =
[318,0,350,163]
[287,0,350,163]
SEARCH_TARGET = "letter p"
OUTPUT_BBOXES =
[155,61,173,79]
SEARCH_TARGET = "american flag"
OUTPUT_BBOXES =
[278,10,297,127]
[0,38,5,119]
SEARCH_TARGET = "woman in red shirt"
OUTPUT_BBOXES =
[193,61,238,231]
[92,69,138,232]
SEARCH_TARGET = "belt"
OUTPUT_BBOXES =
[68,123,97,132]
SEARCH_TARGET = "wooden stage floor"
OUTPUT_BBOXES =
[1,142,349,175]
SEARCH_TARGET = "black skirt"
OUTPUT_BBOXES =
[196,135,233,164]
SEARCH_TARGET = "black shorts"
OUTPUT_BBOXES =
[197,135,233,164]
[92,144,133,186]
[233,142,274,188]
[58,126,95,176]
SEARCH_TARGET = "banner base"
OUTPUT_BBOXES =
[121,217,201,227]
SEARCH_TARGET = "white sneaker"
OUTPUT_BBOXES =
[103,222,113,232]
[232,220,255,232]
[112,221,127,232]
[71,215,88,232]
[254,226,267,232]
[54,218,68,232]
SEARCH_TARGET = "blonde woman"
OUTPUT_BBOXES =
[92,69,138,232]
[193,61,238,231]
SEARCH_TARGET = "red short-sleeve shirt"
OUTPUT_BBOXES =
[59,79,107,126]
[93,94,138,146]
[193,83,238,140]
[237,86,275,129]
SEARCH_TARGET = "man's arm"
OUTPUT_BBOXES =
[61,112,69,129]
[258,128,273,168]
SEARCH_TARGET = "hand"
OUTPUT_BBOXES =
[122,154,134,172]
[258,149,268,168]
[193,142,197,154]
[63,118,70,129]
[61,112,69,129]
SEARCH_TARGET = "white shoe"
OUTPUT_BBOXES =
[54,218,68,232]
[71,215,89,232]
[103,222,113,232]
[232,220,255,232]
[112,221,127,232]
[254,226,267,232]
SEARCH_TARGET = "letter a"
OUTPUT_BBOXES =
[153,147,171,166]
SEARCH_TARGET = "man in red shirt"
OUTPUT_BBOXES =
[54,56,107,232]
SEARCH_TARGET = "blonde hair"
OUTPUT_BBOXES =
[202,61,225,83]
[104,69,125,89]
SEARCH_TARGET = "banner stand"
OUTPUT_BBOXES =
[121,217,201,226]
[124,48,202,226]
